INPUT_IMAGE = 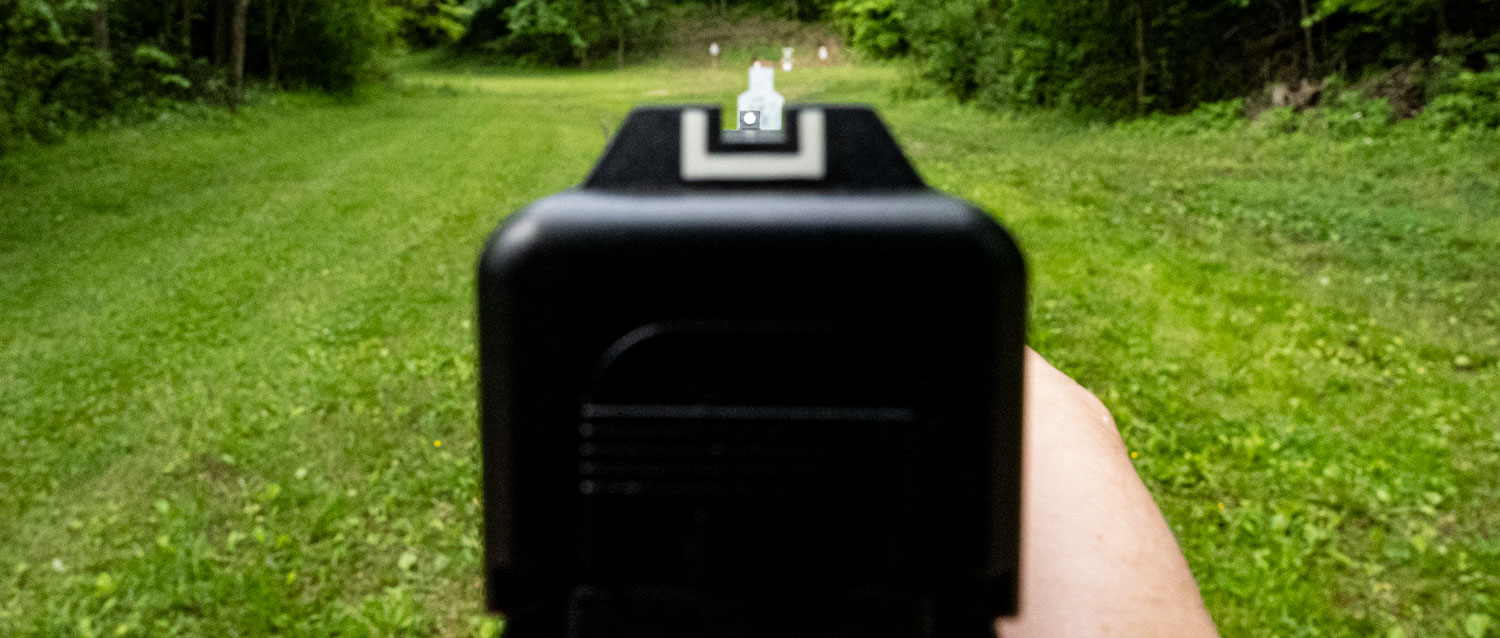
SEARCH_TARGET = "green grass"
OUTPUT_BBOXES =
[1,62,1498,637]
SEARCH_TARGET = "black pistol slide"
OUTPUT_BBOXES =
[476,101,1027,638]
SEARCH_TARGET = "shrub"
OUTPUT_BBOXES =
[830,0,908,59]
[1189,98,1251,131]
[1311,89,1396,137]
[390,0,472,49]
[0,0,233,150]
[1118,98,1246,136]
[0,0,394,150]
[1418,61,1500,131]
[277,0,397,90]
[1252,106,1301,135]
[454,0,669,67]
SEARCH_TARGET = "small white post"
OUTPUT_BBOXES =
[781,47,794,72]
[818,45,829,63]
[709,42,720,68]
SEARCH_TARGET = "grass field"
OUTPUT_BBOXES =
[2,62,1498,637]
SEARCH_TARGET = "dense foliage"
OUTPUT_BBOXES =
[10,0,1498,150]
[453,0,839,65]
[828,0,905,58]
[3,0,852,150]
[834,0,1500,120]
[0,0,469,151]
[2,0,203,148]
[464,0,669,66]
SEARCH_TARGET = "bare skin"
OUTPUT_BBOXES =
[996,349,1220,638]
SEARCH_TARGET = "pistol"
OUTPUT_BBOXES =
[477,102,1027,637]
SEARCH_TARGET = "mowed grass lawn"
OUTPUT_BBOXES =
[2,62,1498,637]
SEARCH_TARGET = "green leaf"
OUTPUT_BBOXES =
[160,74,192,90]
[132,45,179,68]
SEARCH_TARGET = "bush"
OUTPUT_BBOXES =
[1189,99,1250,131]
[1251,106,1301,135]
[453,0,669,67]
[0,0,397,151]
[855,0,1500,120]
[455,0,519,53]
[0,0,234,151]
[390,0,472,49]
[278,0,396,90]
[831,0,908,59]
[1418,61,1500,131]
[903,1,992,101]
[1310,87,1396,137]
[1117,98,1249,137]
[2,0,95,148]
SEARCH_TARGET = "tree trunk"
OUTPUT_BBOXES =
[616,26,625,68]
[1298,0,1317,77]
[1133,0,1148,115]
[230,0,248,113]
[92,0,110,54]
[1269,0,1287,30]
[266,0,278,86]
[180,0,193,55]
[213,0,227,65]
[163,0,176,47]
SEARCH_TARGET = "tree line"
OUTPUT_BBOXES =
[1,0,465,149]
[454,0,837,66]
[2,0,844,150]
[832,0,1500,120]
[7,0,1495,151]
